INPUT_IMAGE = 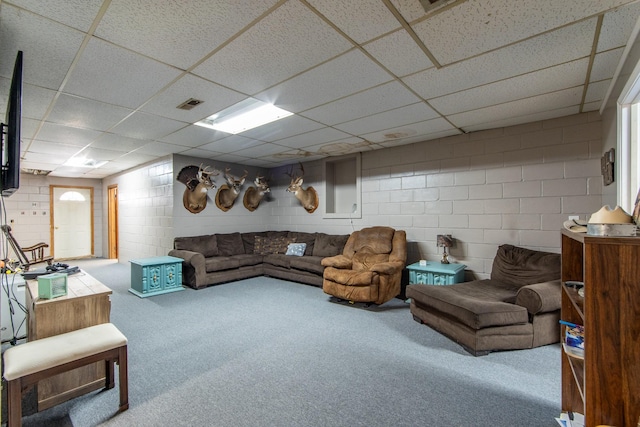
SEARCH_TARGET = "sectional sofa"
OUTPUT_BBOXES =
[168,230,349,289]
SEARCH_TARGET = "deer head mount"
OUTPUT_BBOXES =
[243,175,270,212]
[176,164,220,214]
[286,162,318,214]
[215,168,248,212]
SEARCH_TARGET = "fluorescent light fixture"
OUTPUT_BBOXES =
[195,98,293,134]
[64,157,108,168]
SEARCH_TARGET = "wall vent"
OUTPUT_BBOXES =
[177,98,204,110]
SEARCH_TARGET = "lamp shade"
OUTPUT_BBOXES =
[437,234,453,248]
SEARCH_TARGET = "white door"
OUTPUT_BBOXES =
[52,186,93,259]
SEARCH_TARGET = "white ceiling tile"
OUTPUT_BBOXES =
[336,102,440,135]
[240,115,324,142]
[449,87,584,129]
[590,48,625,82]
[233,142,290,158]
[597,2,640,52]
[208,153,252,164]
[159,125,227,148]
[192,1,351,95]
[110,112,187,140]
[582,101,602,112]
[254,50,393,112]
[462,106,581,133]
[200,136,263,154]
[8,0,104,32]
[179,148,225,160]
[46,94,133,131]
[64,38,183,109]
[26,140,84,157]
[585,79,612,104]
[361,117,456,143]
[404,19,597,100]
[430,59,589,115]
[94,0,280,68]
[303,138,376,156]
[20,152,68,166]
[140,74,246,123]
[90,134,148,153]
[414,0,635,64]
[76,146,125,161]
[376,129,461,148]
[0,5,85,89]
[306,0,401,43]
[302,81,421,125]
[35,122,102,146]
[22,84,57,120]
[364,29,435,77]
[274,127,353,149]
[135,142,188,157]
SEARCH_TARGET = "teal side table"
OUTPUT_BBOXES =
[129,256,184,298]
[407,261,465,285]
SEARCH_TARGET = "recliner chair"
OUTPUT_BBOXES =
[321,226,407,305]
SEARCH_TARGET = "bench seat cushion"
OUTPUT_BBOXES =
[3,323,127,381]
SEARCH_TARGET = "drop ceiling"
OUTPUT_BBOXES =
[0,0,639,178]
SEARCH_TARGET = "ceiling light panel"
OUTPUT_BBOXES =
[195,98,293,135]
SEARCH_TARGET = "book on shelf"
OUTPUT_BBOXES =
[560,320,584,359]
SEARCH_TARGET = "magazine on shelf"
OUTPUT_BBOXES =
[560,320,584,359]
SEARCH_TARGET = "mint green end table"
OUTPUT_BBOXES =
[407,261,466,285]
[129,256,184,298]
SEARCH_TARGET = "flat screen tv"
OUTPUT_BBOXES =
[1,50,23,197]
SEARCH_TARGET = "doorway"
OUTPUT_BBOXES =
[107,185,118,259]
[50,186,93,260]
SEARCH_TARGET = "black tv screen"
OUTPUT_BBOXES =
[2,50,23,197]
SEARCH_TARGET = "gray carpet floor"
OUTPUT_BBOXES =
[7,259,561,426]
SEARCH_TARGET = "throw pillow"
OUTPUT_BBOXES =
[285,243,307,257]
[254,236,297,255]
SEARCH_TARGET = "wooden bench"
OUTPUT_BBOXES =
[2,323,129,427]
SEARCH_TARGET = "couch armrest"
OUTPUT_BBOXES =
[321,255,352,269]
[370,261,404,275]
[168,249,206,288]
[515,280,561,315]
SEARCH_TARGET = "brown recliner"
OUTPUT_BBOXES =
[321,226,407,305]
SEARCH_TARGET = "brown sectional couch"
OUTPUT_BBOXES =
[168,230,350,289]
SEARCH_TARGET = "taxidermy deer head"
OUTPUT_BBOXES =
[243,175,270,212]
[286,162,318,214]
[215,168,248,212]
[177,164,220,214]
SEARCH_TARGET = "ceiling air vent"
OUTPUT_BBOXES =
[419,0,458,13]
[177,98,204,111]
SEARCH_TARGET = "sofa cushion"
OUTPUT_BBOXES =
[234,254,264,268]
[205,256,240,272]
[490,244,560,287]
[241,232,267,254]
[174,234,218,257]
[285,243,307,256]
[406,280,529,329]
[216,232,245,256]
[254,236,297,255]
[312,233,349,257]
[289,256,325,275]
[353,227,394,254]
[515,280,561,314]
[287,232,316,255]
[263,254,291,269]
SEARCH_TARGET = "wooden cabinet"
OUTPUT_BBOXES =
[25,271,112,411]
[561,229,640,427]
[129,256,183,298]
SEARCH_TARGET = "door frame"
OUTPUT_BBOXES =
[49,185,95,259]
[107,184,118,259]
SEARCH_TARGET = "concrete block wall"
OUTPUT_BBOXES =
[104,157,174,262]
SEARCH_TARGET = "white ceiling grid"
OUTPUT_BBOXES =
[0,0,638,178]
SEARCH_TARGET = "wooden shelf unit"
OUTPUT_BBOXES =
[561,229,640,427]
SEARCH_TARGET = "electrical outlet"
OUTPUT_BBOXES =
[568,215,579,221]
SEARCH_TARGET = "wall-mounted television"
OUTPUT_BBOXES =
[1,51,23,197]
